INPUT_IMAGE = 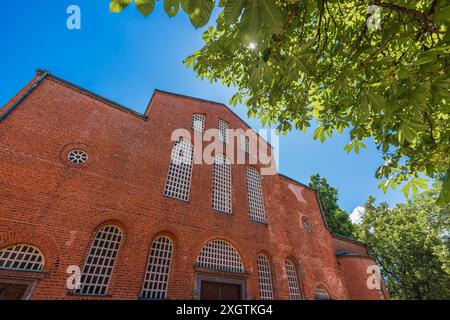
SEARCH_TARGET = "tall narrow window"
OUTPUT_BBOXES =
[141,236,173,300]
[240,133,250,154]
[196,239,244,273]
[0,244,44,271]
[218,119,229,143]
[315,285,331,300]
[212,154,232,213]
[75,225,123,296]
[285,259,302,300]
[163,139,194,201]
[247,167,266,223]
[192,114,205,133]
[257,254,274,300]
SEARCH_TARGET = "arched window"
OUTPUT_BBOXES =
[0,244,44,271]
[315,285,331,300]
[196,239,244,273]
[192,114,205,133]
[163,139,194,201]
[141,236,173,300]
[285,259,302,300]
[257,254,274,300]
[75,225,123,296]
[246,167,266,223]
[212,154,232,213]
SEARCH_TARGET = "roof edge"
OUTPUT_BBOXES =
[331,232,368,248]
[148,89,274,149]
[36,69,148,120]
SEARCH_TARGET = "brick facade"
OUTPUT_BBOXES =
[0,71,388,300]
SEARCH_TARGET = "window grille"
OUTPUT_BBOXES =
[212,154,232,213]
[68,150,88,164]
[196,239,244,273]
[285,259,302,300]
[192,114,205,133]
[0,244,44,271]
[141,236,173,299]
[246,167,266,223]
[240,133,250,154]
[315,285,331,300]
[75,225,123,296]
[163,139,194,201]
[302,216,313,233]
[257,254,274,300]
[218,119,229,143]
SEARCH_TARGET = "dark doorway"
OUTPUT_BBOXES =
[0,282,29,300]
[200,281,242,300]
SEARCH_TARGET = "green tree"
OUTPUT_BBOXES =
[308,174,354,237]
[355,185,450,299]
[110,0,450,203]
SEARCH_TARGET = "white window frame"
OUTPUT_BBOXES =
[163,139,194,201]
[246,166,266,223]
[212,154,232,214]
[285,259,302,300]
[68,150,88,164]
[240,133,250,154]
[315,285,331,300]
[218,119,229,144]
[141,236,173,300]
[192,114,205,133]
[257,254,274,300]
[0,244,44,272]
[74,225,123,296]
[196,240,244,273]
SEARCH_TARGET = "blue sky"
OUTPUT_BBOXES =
[0,1,407,213]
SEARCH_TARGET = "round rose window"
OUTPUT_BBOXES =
[67,150,88,164]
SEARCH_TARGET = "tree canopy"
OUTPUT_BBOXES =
[308,174,354,237]
[110,0,450,204]
[355,184,450,299]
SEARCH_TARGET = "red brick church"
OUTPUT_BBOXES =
[0,70,389,300]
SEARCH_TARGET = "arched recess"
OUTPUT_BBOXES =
[315,284,332,300]
[194,239,246,300]
[0,229,58,300]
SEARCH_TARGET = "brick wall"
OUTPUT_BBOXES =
[0,71,386,300]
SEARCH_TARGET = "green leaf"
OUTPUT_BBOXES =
[238,1,260,37]
[366,90,386,111]
[378,180,390,193]
[436,169,450,205]
[399,120,417,144]
[398,65,410,79]
[313,126,324,142]
[413,52,436,66]
[110,0,132,13]
[164,0,180,17]
[185,0,215,28]
[259,0,283,34]
[344,140,366,154]
[401,181,412,198]
[135,0,155,16]
[223,0,246,25]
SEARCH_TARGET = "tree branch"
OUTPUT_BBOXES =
[370,0,439,33]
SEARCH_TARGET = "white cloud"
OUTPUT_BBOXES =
[350,206,365,224]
